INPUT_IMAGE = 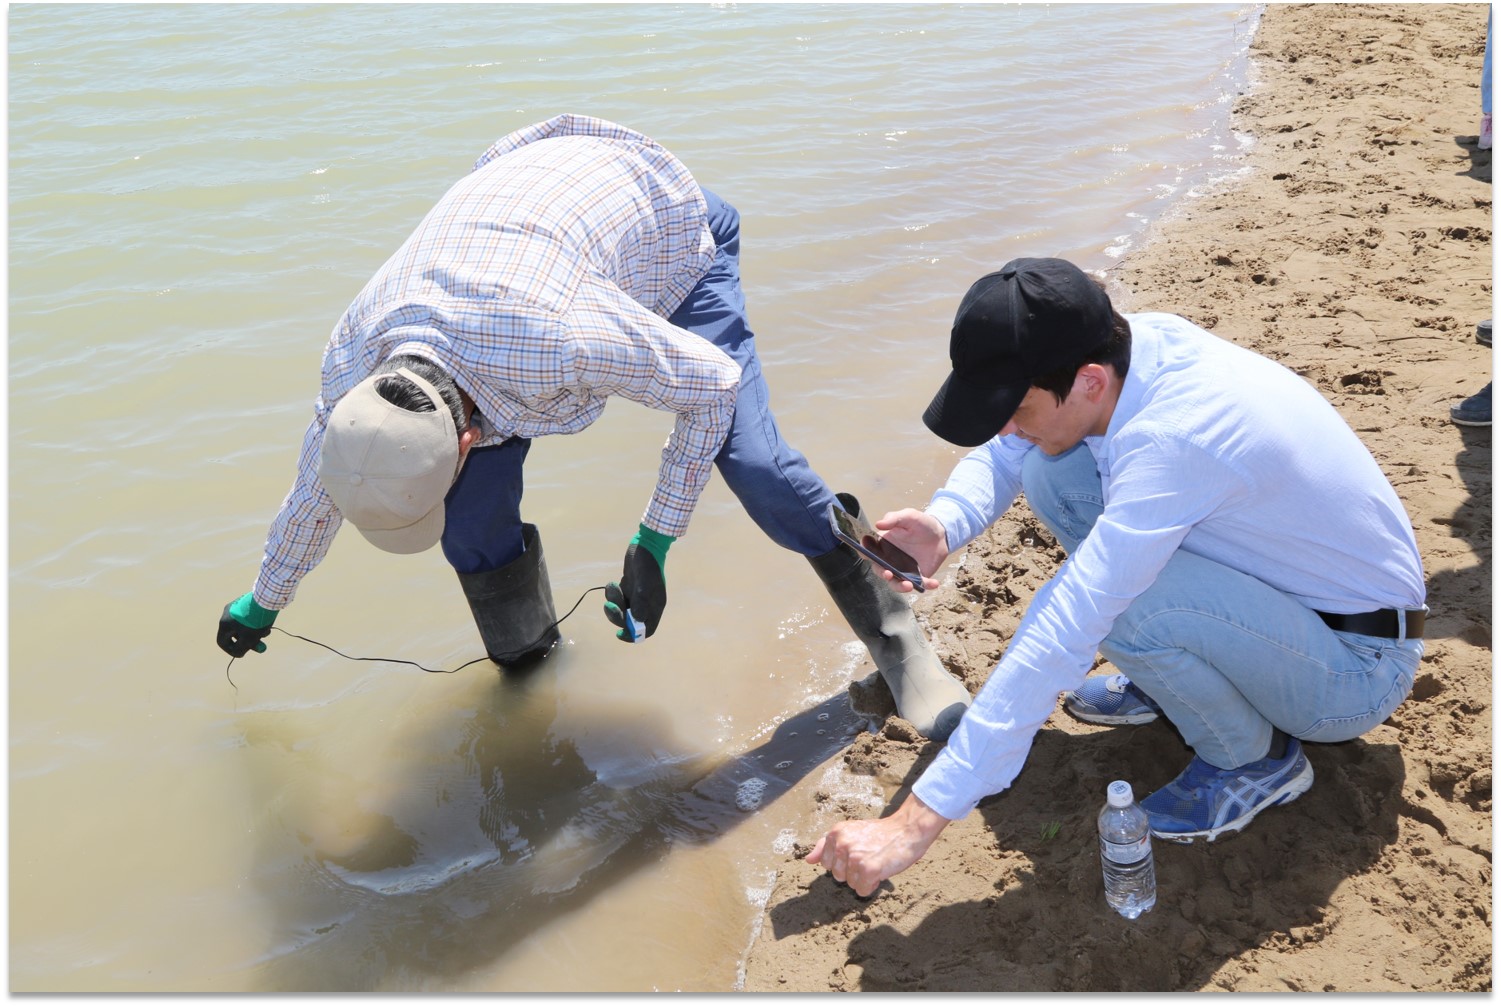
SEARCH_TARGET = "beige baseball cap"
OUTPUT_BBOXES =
[318,366,460,554]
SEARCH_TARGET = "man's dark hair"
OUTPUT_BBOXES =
[1031,292,1132,404]
[372,354,466,431]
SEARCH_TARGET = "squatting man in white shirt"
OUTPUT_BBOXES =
[808,257,1427,896]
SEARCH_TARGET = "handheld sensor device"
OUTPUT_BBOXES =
[621,608,647,643]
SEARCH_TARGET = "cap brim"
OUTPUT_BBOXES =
[353,503,445,555]
[922,370,1028,447]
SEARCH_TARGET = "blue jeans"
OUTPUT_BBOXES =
[441,187,838,574]
[1023,444,1422,770]
[1484,10,1492,117]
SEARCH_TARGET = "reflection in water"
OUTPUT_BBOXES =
[239,663,866,991]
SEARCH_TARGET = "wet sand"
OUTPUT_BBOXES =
[742,4,1492,992]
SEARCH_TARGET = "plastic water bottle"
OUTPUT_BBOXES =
[1098,780,1156,919]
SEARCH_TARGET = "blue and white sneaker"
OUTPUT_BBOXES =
[1142,739,1314,844]
[1063,673,1162,725]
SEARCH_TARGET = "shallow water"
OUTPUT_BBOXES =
[9,3,1257,991]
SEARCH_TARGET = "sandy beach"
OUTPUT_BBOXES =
[741,3,1492,993]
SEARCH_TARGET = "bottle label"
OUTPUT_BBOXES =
[1101,836,1151,863]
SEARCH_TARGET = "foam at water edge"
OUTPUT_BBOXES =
[814,761,886,813]
[734,776,769,812]
[734,869,780,992]
[730,765,885,989]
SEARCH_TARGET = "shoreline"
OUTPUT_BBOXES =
[741,3,1492,992]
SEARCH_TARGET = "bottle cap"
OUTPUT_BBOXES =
[1107,780,1134,807]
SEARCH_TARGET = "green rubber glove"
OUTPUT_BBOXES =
[604,524,675,641]
[217,591,278,657]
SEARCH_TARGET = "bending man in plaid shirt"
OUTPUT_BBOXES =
[215,114,971,740]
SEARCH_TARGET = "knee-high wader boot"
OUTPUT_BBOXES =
[455,523,561,670]
[808,494,972,741]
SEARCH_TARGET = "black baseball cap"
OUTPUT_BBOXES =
[922,257,1114,447]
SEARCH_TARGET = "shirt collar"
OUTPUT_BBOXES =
[1102,314,1155,446]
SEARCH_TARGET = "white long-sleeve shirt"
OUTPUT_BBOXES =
[253,115,741,608]
[913,312,1426,820]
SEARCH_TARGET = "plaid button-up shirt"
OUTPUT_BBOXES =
[253,115,741,608]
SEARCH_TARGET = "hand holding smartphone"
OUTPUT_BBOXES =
[828,502,926,592]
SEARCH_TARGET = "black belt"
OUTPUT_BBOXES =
[1317,607,1426,640]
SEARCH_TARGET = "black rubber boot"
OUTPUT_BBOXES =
[456,523,561,670]
[808,493,971,741]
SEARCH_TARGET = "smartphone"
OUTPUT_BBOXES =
[828,502,926,592]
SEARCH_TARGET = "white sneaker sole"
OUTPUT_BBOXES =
[1063,695,1161,726]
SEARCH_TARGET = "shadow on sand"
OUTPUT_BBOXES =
[764,719,1406,992]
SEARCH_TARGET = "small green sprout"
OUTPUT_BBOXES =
[1040,820,1062,842]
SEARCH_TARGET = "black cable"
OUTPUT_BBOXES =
[225,585,608,691]
[267,627,494,675]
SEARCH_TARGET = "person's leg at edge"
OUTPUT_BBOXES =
[442,437,561,666]
[1481,10,1492,149]
[665,187,970,739]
